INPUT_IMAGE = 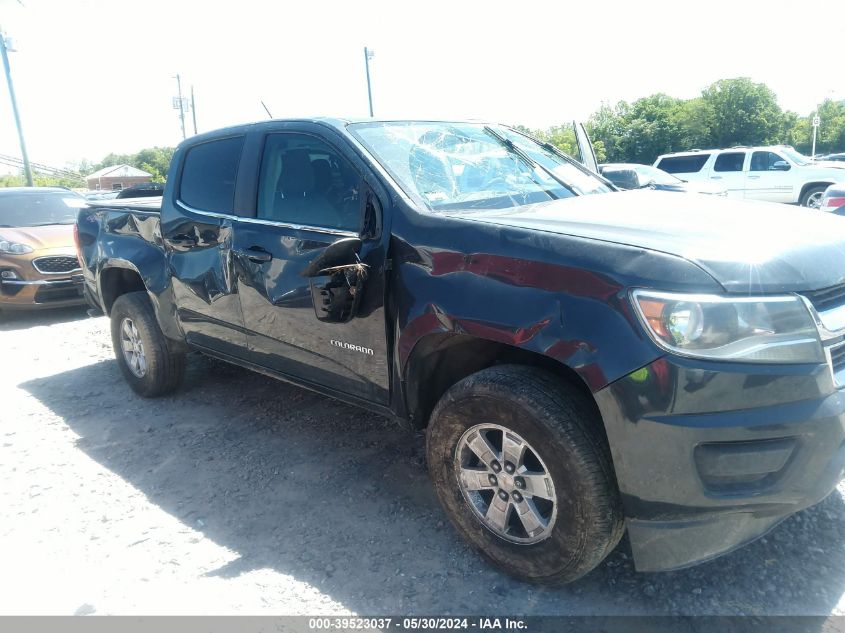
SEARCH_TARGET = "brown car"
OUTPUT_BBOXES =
[0,187,87,311]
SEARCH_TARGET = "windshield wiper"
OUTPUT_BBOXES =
[530,136,617,191]
[483,126,573,198]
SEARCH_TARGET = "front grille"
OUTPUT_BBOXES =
[831,344,845,375]
[804,284,845,312]
[32,256,81,274]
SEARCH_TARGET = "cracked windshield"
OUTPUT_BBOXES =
[350,122,611,211]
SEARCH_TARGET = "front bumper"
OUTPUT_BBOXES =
[0,275,86,309]
[595,355,845,572]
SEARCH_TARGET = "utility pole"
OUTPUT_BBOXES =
[363,47,374,117]
[190,85,198,135]
[173,74,186,140]
[0,31,33,186]
[811,115,820,162]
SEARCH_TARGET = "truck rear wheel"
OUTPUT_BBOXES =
[110,291,185,397]
[426,365,623,583]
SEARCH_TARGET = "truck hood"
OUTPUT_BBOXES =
[0,223,75,250]
[454,189,845,293]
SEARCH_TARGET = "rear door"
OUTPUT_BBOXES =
[232,124,391,404]
[709,151,748,198]
[161,134,248,357]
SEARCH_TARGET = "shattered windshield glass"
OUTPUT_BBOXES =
[349,122,611,211]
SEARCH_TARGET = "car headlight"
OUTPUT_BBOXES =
[631,290,823,363]
[0,237,34,255]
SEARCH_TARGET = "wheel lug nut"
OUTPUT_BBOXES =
[491,461,502,473]
[504,462,515,474]
[512,491,523,503]
[488,474,498,486]
[498,490,509,501]
[514,477,525,489]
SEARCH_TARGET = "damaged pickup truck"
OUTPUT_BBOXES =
[76,118,845,583]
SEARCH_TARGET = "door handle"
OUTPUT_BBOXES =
[748,175,760,179]
[710,176,722,180]
[234,247,273,263]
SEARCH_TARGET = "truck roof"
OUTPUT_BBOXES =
[180,117,503,146]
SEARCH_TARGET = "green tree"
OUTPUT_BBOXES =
[86,146,176,183]
[813,99,845,154]
[0,171,84,189]
[700,78,784,147]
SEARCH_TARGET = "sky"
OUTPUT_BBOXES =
[0,0,843,174]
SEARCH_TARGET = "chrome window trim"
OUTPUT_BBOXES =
[32,256,82,275]
[175,200,359,238]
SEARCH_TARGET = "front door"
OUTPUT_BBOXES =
[747,150,794,203]
[233,129,391,404]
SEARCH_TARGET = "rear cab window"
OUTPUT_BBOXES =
[655,154,710,174]
[179,136,246,213]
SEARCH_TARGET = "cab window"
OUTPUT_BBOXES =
[713,152,745,172]
[179,136,245,213]
[256,134,362,232]
[750,151,786,171]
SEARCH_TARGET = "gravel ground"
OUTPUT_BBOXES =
[2,306,845,616]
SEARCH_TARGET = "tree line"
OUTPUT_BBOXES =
[0,146,175,189]
[523,77,845,166]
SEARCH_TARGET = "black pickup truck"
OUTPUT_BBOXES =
[76,118,845,583]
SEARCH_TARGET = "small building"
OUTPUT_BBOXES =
[86,164,152,191]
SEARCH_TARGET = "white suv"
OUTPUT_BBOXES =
[653,146,845,207]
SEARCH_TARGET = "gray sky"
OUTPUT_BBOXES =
[0,0,842,172]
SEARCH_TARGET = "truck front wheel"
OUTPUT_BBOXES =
[801,185,827,209]
[426,365,623,583]
[110,291,185,397]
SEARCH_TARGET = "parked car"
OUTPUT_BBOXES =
[820,153,845,163]
[84,190,120,201]
[599,163,726,195]
[654,146,845,207]
[820,182,845,215]
[0,187,87,311]
[77,117,845,583]
[115,182,165,199]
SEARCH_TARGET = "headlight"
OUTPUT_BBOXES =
[0,237,34,255]
[631,290,823,364]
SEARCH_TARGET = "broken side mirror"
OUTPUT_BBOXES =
[301,237,363,278]
[303,237,367,323]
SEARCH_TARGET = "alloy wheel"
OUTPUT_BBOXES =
[454,424,557,544]
[119,317,147,378]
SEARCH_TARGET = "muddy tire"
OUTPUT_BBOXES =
[426,365,623,583]
[110,291,185,397]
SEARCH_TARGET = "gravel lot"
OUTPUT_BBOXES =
[2,306,845,616]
